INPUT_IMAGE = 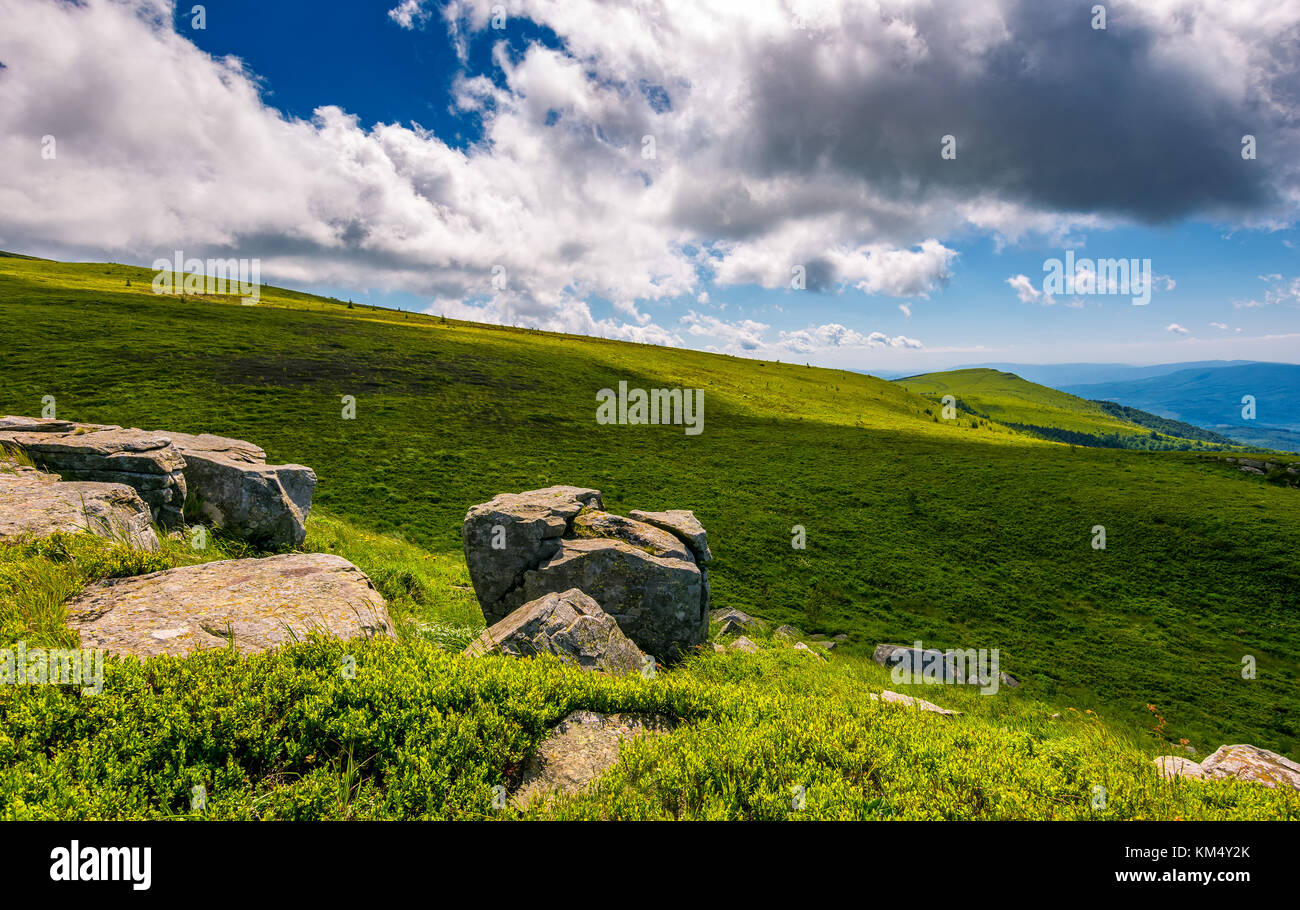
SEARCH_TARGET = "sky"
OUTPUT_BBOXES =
[1,0,1299,371]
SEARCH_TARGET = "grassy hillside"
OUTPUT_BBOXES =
[1,256,1299,819]
[896,368,1245,449]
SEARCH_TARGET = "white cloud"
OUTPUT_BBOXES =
[1166,323,1191,335]
[1007,274,1051,305]
[1,0,1298,350]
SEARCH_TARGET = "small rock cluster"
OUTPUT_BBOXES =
[0,416,315,547]
[1,416,392,659]
[462,486,710,664]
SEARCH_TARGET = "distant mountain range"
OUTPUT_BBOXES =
[877,360,1300,452]
[1059,362,1300,452]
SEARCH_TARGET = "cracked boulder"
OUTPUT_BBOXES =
[66,553,393,657]
[463,487,710,661]
[0,466,159,550]
[464,588,645,675]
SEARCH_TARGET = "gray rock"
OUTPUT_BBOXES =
[463,487,709,661]
[793,641,827,660]
[1,421,187,528]
[871,690,961,716]
[164,431,316,548]
[512,710,676,808]
[66,553,393,657]
[1,418,316,546]
[0,467,159,550]
[774,624,801,641]
[464,588,645,675]
[462,485,602,622]
[874,642,1012,687]
[730,635,759,653]
[519,537,704,662]
[1199,744,1300,790]
[628,509,712,563]
[711,607,759,627]
[718,617,746,636]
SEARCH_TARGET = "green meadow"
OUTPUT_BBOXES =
[1,254,1297,819]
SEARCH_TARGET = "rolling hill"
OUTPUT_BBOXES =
[893,368,1243,449]
[2,254,1298,819]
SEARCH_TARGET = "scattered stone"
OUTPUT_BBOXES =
[871,690,961,716]
[66,553,393,657]
[711,607,762,629]
[512,710,676,807]
[833,633,849,642]
[462,487,710,661]
[718,617,746,635]
[814,640,837,651]
[0,468,159,551]
[1199,744,1300,791]
[1153,755,1204,781]
[464,588,645,675]
[874,642,1016,688]
[774,624,801,641]
[730,635,759,653]
[0,417,317,545]
[793,641,826,660]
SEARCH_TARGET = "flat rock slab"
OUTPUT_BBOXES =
[67,553,393,657]
[871,690,961,716]
[1200,744,1300,790]
[513,710,676,808]
[465,588,645,675]
[0,468,159,550]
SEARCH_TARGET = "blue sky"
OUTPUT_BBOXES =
[2,0,1298,370]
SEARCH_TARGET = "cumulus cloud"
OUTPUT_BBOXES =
[1166,322,1191,334]
[1,0,1298,348]
[1007,274,1051,305]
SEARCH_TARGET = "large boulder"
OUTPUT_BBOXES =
[464,588,645,675]
[0,417,316,547]
[463,485,602,618]
[0,466,159,550]
[1199,744,1300,790]
[163,431,316,548]
[66,553,393,657]
[462,487,710,661]
[1,418,187,528]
